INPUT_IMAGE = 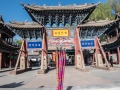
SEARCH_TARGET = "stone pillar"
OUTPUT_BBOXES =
[0,51,2,69]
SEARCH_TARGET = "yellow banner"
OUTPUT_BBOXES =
[52,30,69,37]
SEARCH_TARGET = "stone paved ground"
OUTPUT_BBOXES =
[0,66,120,90]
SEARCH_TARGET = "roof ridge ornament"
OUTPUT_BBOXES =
[20,2,25,7]
[12,19,15,23]
[32,3,35,6]
[58,2,61,6]
[0,15,2,21]
[85,3,87,6]
[43,4,46,7]
[74,3,76,6]
[25,20,28,23]
[98,1,101,4]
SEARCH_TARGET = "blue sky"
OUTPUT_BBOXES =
[0,0,106,39]
[0,0,106,23]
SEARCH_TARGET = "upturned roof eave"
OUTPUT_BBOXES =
[8,22,44,30]
[21,2,100,11]
[77,19,120,28]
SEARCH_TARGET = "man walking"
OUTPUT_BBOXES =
[110,56,113,67]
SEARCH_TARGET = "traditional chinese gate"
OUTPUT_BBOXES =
[76,19,118,71]
[8,21,48,75]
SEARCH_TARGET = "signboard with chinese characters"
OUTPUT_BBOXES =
[48,38,74,45]
[81,40,94,48]
[52,29,69,37]
[28,42,42,48]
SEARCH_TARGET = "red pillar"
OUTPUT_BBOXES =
[92,50,96,65]
[9,53,12,68]
[116,28,120,64]
[25,40,29,68]
[117,47,120,64]
[75,27,85,69]
[96,37,110,68]
[15,39,25,71]
[95,39,100,54]
[74,31,77,66]
[0,51,2,69]
[108,51,110,63]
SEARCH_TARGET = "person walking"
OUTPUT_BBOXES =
[30,59,32,67]
[110,56,113,67]
[69,56,72,65]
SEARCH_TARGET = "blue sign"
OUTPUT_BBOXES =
[28,42,42,48]
[81,40,94,48]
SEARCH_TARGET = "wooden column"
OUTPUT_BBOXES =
[0,51,2,69]
[92,50,96,65]
[14,39,24,71]
[94,39,101,67]
[9,53,12,68]
[75,27,86,71]
[13,53,15,67]
[38,28,48,74]
[40,33,45,70]
[117,47,120,64]
[74,31,77,66]
[96,37,110,68]
[25,40,29,68]
[116,28,120,64]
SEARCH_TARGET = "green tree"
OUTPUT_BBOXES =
[107,0,120,13]
[14,39,22,47]
[89,3,114,21]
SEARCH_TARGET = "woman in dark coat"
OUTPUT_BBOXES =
[110,56,113,67]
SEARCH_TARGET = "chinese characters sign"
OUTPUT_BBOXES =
[52,29,69,37]
[28,42,42,48]
[48,38,74,46]
[81,40,94,48]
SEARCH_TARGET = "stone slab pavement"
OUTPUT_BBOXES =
[0,68,14,73]
[0,66,120,90]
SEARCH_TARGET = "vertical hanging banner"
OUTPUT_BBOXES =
[56,48,66,90]
[56,47,59,90]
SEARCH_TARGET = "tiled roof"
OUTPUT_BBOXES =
[8,21,44,29]
[21,2,100,11]
[77,19,119,27]
[0,15,4,24]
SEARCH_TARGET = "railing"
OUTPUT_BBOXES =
[107,36,118,43]
[0,38,18,47]
[101,33,120,45]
